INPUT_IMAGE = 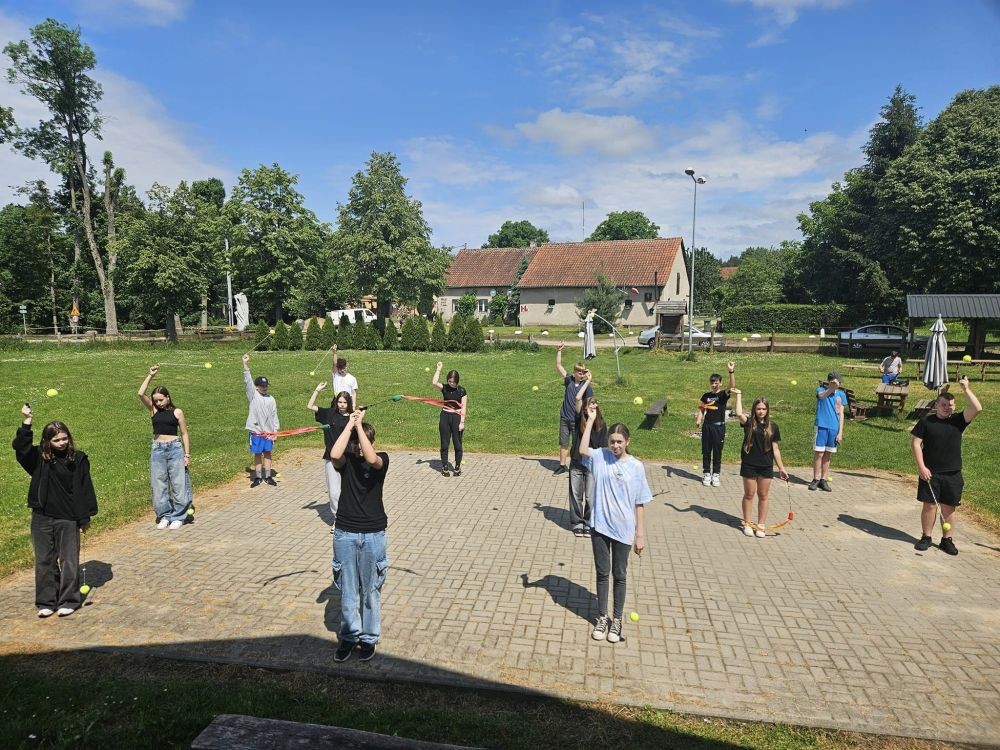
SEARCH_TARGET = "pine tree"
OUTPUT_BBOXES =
[322,316,337,349]
[273,320,290,350]
[382,318,399,350]
[413,317,430,351]
[447,315,466,352]
[338,319,354,349]
[399,317,418,351]
[464,316,484,352]
[304,317,322,350]
[430,317,447,351]
[254,320,272,351]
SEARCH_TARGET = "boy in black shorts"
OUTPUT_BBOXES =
[911,376,982,555]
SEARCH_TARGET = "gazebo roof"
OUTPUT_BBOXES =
[906,294,1000,319]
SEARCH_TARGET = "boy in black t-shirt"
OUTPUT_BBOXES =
[329,410,389,662]
[695,360,736,487]
[911,377,982,556]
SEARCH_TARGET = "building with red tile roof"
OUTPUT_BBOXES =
[438,246,536,320]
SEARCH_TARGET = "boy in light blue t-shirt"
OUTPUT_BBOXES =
[811,371,845,492]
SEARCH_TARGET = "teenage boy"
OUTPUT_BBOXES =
[810,371,846,492]
[911,377,982,556]
[330,410,389,663]
[554,344,593,475]
[880,350,903,384]
[695,361,736,487]
[331,345,359,406]
[242,354,279,487]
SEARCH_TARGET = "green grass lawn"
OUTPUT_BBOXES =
[2,341,996,578]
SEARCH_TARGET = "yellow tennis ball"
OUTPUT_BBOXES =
[741,337,748,342]
[425,367,430,372]
[630,611,639,622]
[633,396,644,405]
[79,584,91,595]
[790,380,797,385]
[962,354,972,362]
[532,385,539,391]
[46,388,58,397]
[204,362,212,369]
[309,371,316,376]
[269,328,275,335]
[942,521,952,531]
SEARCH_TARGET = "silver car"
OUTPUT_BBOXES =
[639,324,718,349]
[837,324,927,351]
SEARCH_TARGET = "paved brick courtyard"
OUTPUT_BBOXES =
[1,450,998,745]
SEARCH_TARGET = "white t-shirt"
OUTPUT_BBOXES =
[333,371,358,399]
[584,449,652,545]
[881,356,902,375]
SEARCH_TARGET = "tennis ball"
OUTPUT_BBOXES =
[942,522,952,531]
[425,367,430,372]
[79,584,90,595]
[532,385,539,391]
[269,328,275,335]
[204,362,212,369]
[962,354,972,362]
[790,380,797,385]
[629,611,639,622]
[633,396,644,405]
[46,388,58,397]
[309,371,316,376]
[741,337,748,342]
[187,508,195,516]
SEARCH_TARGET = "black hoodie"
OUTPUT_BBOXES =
[13,424,98,526]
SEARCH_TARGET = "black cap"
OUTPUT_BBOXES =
[827,371,841,382]
[254,376,269,388]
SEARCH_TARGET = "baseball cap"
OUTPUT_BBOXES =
[827,371,841,382]
[254,376,269,388]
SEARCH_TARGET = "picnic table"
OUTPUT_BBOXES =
[875,382,910,417]
[910,358,999,382]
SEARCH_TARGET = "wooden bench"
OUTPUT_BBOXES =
[642,398,668,429]
[192,714,485,749]
[819,383,869,420]
[908,398,935,419]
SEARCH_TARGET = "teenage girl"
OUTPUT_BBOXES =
[308,384,353,523]
[568,395,608,537]
[578,402,650,644]
[14,404,98,617]
[432,361,467,477]
[138,365,192,529]
[733,389,789,538]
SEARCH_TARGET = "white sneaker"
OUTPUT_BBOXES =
[57,607,75,617]
[711,473,720,487]
[702,473,711,486]
[742,524,754,537]
[168,519,185,530]
[156,518,170,529]
[37,608,55,618]
[755,526,766,538]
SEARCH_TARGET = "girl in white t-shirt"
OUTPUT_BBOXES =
[579,401,651,644]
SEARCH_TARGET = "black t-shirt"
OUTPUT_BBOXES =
[911,412,968,473]
[440,384,467,412]
[39,454,77,520]
[740,419,781,468]
[315,407,350,461]
[334,451,389,533]
[700,390,730,425]
[561,376,593,422]
[570,417,609,468]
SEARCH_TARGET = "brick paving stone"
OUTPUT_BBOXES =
[1,451,999,745]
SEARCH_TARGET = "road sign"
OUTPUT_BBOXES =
[18,305,27,315]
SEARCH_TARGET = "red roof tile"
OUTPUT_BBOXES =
[444,247,537,288]
[720,266,738,280]
[517,239,684,288]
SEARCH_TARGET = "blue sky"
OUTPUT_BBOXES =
[2,0,998,259]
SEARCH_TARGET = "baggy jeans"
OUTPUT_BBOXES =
[150,439,192,522]
[568,465,594,529]
[31,513,81,610]
[331,529,388,646]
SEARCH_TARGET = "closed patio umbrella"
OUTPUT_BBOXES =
[583,313,597,360]
[923,315,949,391]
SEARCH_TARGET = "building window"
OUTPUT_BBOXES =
[547,298,556,307]
[676,272,680,295]
[477,298,489,313]
[644,292,653,303]
[452,299,460,311]
[624,299,633,309]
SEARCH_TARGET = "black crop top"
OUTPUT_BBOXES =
[152,408,179,436]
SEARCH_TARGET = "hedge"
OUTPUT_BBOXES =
[722,304,846,334]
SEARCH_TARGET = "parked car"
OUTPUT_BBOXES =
[638,324,721,349]
[837,324,927,351]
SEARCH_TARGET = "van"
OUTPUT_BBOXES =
[327,308,377,326]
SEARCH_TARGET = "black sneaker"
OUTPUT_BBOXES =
[453,467,462,477]
[440,463,451,477]
[250,476,262,488]
[264,476,278,486]
[914,535,933,551]
[357,642,376,661]
[607,617,624,644]
[939,537,958,556]
[808,479,820,491]
[334,640,355,662]
[818,479,832,492]
[554,465,567,476]
[573,525,586,537]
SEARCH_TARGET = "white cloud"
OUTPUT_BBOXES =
[515,109,658,157]
[735,0,853,26]
[755,93,783,120]
[0,11,229,207]
[519,183,583,208]
[77,0,191,27]
[403,137,523,186]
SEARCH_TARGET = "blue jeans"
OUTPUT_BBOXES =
[331,529,388,645]
[150,440,191,522]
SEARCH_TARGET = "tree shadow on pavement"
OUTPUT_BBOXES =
[838,513,918,543]
[520,572,595,623]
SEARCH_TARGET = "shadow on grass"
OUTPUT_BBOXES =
[520,572,595,623]
[0,643,750,750]
[837,514,917,544]
[855,420,906,434]
[532,502,573,531]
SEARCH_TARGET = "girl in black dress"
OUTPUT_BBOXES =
[432,362,468,477]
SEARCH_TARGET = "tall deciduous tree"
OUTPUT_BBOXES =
[225,163,328,322]
[483,219,549,248]
[587,211,659,241]
[691,248,722,315]
[4,19,122,332]
[336,152,449,324]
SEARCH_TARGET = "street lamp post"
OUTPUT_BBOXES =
[684,168,706,358]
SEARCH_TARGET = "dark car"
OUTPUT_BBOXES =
[837,324,927,352]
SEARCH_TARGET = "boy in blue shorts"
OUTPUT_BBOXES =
[810,371,845,492]
[242,353,280,487]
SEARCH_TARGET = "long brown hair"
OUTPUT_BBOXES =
[742,397,774,454]
[40,421,76,462]
[580,397,606,434]
[151,385,176,410]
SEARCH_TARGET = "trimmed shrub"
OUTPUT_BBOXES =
[413,317,430,351]
[464,316,484,352]
[304,318,324,350]
[446,315,466,352]
[338,320,354,349]
[287,321,304,350]
[253,320,272,351]
[382,318,399,350]
[321,317,337,349]
[364,321,383,350]
[400,316,428,351]
[272,320,290,350]
[430,317,447,352]
[722,303,846,334]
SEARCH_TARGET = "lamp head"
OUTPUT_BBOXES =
[696,176,707,184]
[684,168,695,176]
